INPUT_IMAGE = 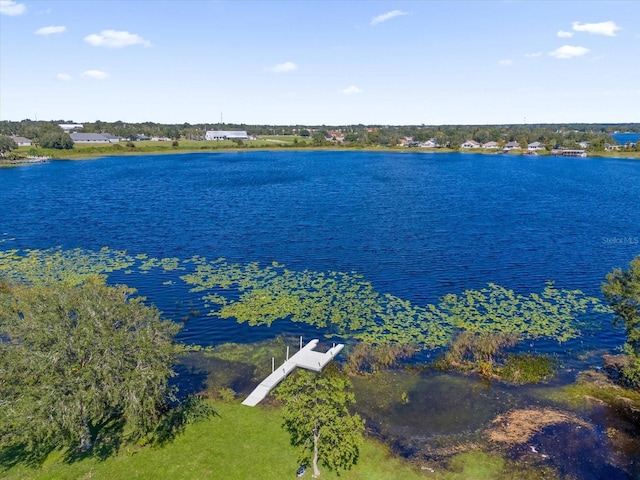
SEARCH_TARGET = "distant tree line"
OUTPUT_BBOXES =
[1,120,637,152]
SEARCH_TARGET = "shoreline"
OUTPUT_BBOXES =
[3,144,639,165]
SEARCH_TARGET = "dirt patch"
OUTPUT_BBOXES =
[485,408,591,445]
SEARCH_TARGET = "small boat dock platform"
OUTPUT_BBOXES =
[242,339,344,407]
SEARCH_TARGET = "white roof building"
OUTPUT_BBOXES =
[205,130,249,141]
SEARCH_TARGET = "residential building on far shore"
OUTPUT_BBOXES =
[461,139,481,149]
[419,138,439,148]
[482,141,499,149]
[10,135,32,146]
[503,141,521,151]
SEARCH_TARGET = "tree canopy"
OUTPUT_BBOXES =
[276,366,364,477]
[38,130,74,149]
[0,134,17,155]
[602,254,640,386]
[0,276,181,454]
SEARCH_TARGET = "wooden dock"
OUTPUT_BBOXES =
[241,339,344,407]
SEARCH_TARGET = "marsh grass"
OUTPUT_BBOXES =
[499,354,557,384]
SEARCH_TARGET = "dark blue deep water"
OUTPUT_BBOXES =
[1,151,639,351]
[612,133,640,145]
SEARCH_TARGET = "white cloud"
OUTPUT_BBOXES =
[498,59,513,66]
[525,52,543,58]
[84,30,151,48]
[57,73,72,81]
[340,85,363,95]
[371,10,408,26]
[557,30,574,38]
[549,45,590,59]
[35,25,66,35]
[0,0,26,16]
[81,70,109,80]
[267,61,297,73]
[572,21,621,36]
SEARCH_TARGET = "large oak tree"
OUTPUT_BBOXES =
[0,276,181,453]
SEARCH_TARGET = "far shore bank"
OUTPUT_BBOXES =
[3,142,639,166]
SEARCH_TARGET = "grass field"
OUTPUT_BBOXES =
[0,401,428,480]
[0,398,563,480]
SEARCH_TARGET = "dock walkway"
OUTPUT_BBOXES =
[241,339,344,407]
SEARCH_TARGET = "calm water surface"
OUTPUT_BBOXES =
[1,151,639,351]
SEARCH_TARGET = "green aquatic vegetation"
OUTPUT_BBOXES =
[499,354,557,384]
[182,259,452,345]
[185,262,605,348]
[0,247,186,287]
[0,247,136,286]
[548,370,640,415]
[438,282,607,343]
[139,256,183,272]
[0,247,607,352]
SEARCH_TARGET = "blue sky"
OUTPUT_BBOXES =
[1,0,638,125]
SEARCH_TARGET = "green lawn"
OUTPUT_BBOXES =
[0,401,428,480]
[0,398,562,480]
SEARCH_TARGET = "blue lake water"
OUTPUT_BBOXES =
[1,151,639,353]
[612,133,640,145]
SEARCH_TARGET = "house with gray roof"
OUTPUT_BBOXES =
[70,132,120,144]
[503,141,521,151]
[10,135,32,146]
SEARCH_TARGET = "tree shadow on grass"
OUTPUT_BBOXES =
[150,395,219,447]
[63,417,127,464]
[0,441,57,471]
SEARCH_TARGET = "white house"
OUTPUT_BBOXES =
[205,130,249,141]
[70,132,119,144]
[419,138,439,148]
[461,140,481,149]
[10,135,32,146]
[528,141,544,151]
[482,141,499,149]
[503,141,521,151]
